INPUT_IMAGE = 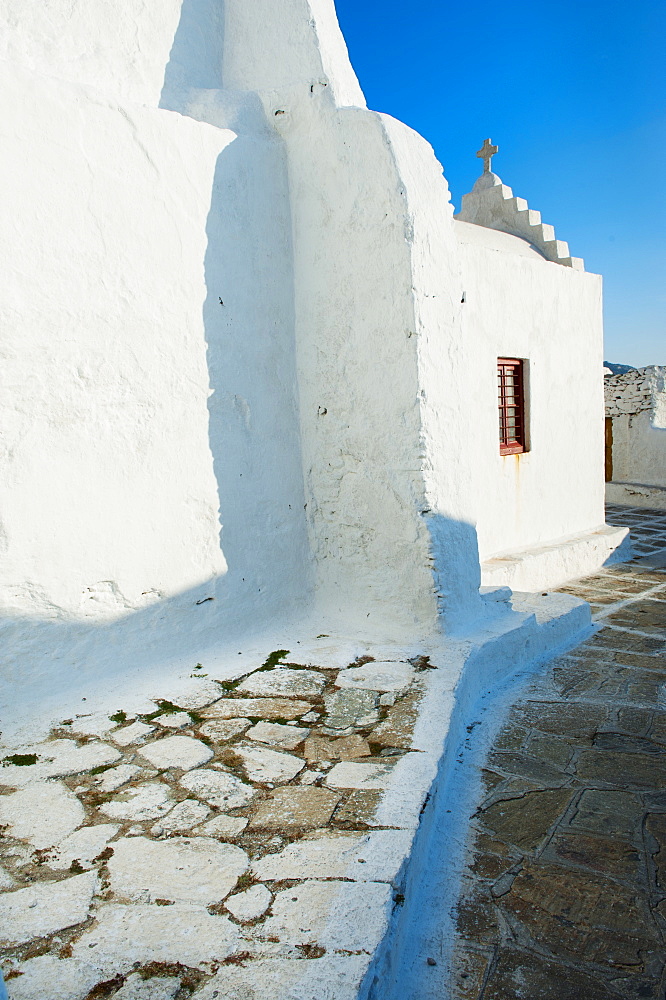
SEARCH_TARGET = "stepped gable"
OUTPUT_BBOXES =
[455,138,584,270]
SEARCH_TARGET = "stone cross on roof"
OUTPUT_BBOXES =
[476,138,498,173]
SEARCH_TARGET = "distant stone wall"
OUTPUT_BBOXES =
[605,366,666,492]
[604,366,666,418]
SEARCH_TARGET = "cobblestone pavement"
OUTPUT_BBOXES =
[452,506,666,1000]
[0,648,428,998]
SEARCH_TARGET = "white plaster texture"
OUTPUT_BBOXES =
[252,830,413,882]
[0,12,310,633]
[0,0,615,645]
[259,880,392,953]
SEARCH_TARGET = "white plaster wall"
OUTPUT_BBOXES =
[384,124,483,621]
[268,98,438,632]
[611,412,666,487]
[454,221,606,562]
[3,0,603,638]
[0,0,194,106]
[216,0,489,633]
[0,5,311,623]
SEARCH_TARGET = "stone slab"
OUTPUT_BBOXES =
[95,764,142,792]
[98,781,173,822]
[112,721,155,746]
[113,974,181,999]
[335,661,414,694]
[325,759,398,790]
[107,835,249,905]
[111,722,155,747]
[0,871,97,946]
[47,823,119,870]
[225,883,272,922]
[179,768,257,810]
[66,714,117,738]
[245,721,310,750]
[333,789,384,827]
[1,740,121,787]
[236,668,326,698]
[70,903,243,972]
[167,681,227,710]
[0,865,17,889]
[0,780,85,848]
[198,718,252,742]
[193,955,371,1000]
[198,814,249,838]
[323,689,379,730]
[301,711,321,723]
[371,693,422,749]
[249,787,340,831]
[231,744,305,784]
[139,735,213,772]
[259,879,392,952]
[3,955,100,1000]
[252,829,413,882]
[304,734,371,762]
[151,798,211,835]
[154,712,192,729]
[201,698,312,721]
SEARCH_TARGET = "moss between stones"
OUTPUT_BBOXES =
[2,753,38,767]
[258,649,290,671]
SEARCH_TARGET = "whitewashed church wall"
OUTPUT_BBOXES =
[383,120,484,624]
[0,0,188,106]
[217,0,436,633]
[3,0,602,635]
[218,0,492,633]
[455,227,606,563]
[0,19,311,623]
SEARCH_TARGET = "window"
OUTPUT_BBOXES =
[498,358,526,455]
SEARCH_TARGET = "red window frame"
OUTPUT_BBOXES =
[498,358,526,455]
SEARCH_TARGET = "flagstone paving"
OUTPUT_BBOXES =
[451,506,666,1000]
[0,651,432,998]
[2,505,662,999]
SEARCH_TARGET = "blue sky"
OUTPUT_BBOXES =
[335,0,665,367]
